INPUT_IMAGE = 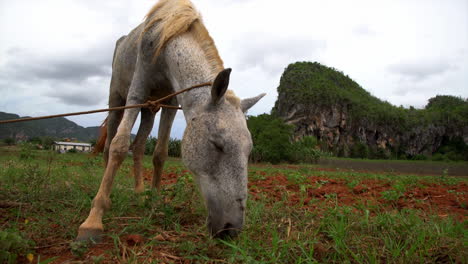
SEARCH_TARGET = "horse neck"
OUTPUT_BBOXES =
[163,33,222,121]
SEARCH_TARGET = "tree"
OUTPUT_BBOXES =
[168,138,181,157]
[28,137,42,144]
[247,114,294,164]
[41,137,55,150]
[144,136,157,155]
[290,136,321,163]
[3,138,15,146]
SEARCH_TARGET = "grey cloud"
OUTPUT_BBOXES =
[233,33,326,75]
[387,60,454,81]
[2,45,113,83]
[6,59,110,83]
[46,88,105,106]
[0,42,113,106]
[0,39,115,106]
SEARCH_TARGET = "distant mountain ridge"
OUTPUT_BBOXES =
[0,112,101,142]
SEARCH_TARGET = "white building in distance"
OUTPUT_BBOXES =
[53,141,92,153]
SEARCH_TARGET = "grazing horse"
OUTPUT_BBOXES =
[77,0,265,241]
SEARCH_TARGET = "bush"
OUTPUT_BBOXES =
[18,143,35,160]
[248,115,322,164]
[412,154,428,161]
[350,142,369,159]
[247,114,295,164]
[3,138,15,146]
[145,136,157,155]
[431,153,448,162]
[168,138,181,157]
[0,229,34,263]
[41,137,55,150]
[143,137,181,157]
[290,136,321,163]
[434,137,468,161]
[27,137,42,145]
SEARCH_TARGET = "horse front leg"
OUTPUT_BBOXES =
[152,103,177,189]
[76,106,140,242]
[77,60,150,241]
[131,108,155,193]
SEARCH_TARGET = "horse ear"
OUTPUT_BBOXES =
[241,93,266,113]
[211,68,232,105]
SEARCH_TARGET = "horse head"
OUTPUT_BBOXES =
[182,69,265,238]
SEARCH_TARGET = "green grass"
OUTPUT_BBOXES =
[0,147,467,263]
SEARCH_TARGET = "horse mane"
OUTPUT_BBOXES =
[142,0,224,74]
[225,90,241,108]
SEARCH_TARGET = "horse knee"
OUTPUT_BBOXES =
[153,150,168,167]
[110,135,130,160]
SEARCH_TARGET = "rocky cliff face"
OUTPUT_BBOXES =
[273,62,468,158]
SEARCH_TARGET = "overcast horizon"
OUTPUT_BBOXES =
[1,0,467,139]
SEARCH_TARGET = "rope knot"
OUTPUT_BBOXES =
[146,101,161,114]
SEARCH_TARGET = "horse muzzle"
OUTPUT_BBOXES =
[208,215,243,239]
[206,197,244,239]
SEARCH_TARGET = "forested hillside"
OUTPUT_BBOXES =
[271,62,468,160]
[0,112,100,142]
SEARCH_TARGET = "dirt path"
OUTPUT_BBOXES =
[318,158,468,177]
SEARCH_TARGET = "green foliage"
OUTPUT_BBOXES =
[25,136,55,150]
[41,137,55,150]
[247,114,295,164]
[143,137,181,157]
[144,136,157,155]
[70,241,89,258]
[432,137,468,161]
[0,111,103,142]
[369,147,391,160]
[290,136,321,163]
[381,182,406,202]
[411,154,428,161]
[67,148,78,153]
[350,142,369,159]
[248,115,322,164]
[28,137,42,144]
[168,138,182,157]
[425,95,468,127]
[19,143,36,160]
[3,138,15,146]
[89,139,97,147]
[273,62,406,126]
[0,229,35,264]
[273,62,468,161]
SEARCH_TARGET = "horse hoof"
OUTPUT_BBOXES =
[76,228,103,243]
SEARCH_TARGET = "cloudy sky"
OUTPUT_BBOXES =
[1,0,467,138]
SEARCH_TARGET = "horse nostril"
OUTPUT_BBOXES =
[212,222,241,239]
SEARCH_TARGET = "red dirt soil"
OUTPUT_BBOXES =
[142,166,467,221]
[247,171,467,221]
